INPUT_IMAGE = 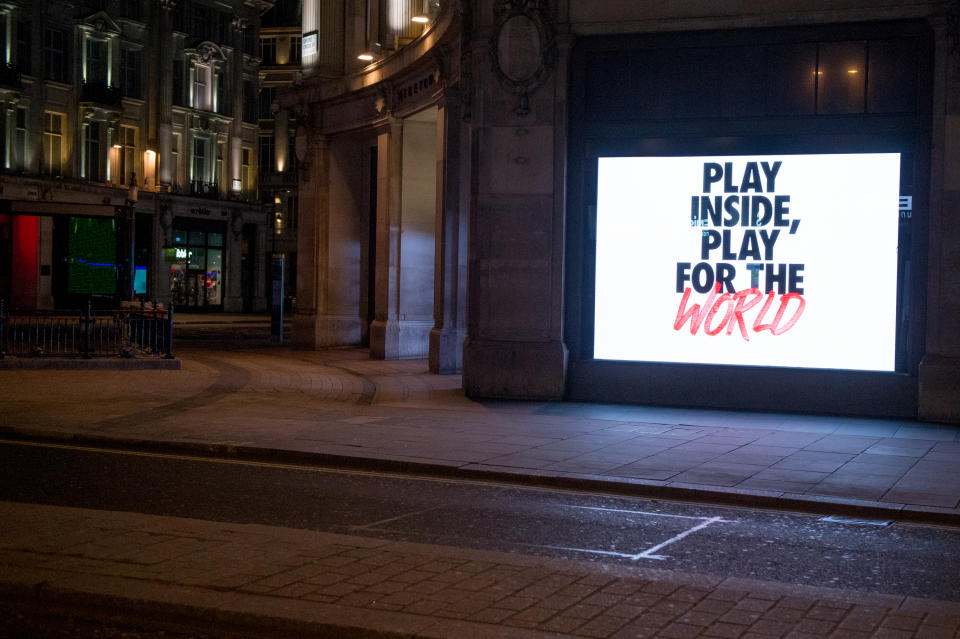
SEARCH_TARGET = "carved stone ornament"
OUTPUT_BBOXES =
[489,0,556,116]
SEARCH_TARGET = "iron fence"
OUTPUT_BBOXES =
[0,302,174,360]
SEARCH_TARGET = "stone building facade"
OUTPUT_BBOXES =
[0,0,272,313]
[285,0,960,423]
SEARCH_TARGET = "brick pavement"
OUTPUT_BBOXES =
[2,501,959,638]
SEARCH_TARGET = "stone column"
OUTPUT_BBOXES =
[157,0,175,187]
[918,15,960,423]
[429,90,467,373]
[292,132,329,346]
[370,118,403,359]
[223,211,244,312]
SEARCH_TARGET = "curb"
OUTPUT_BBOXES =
[1,428,958,528]
[0,574,435,639]
[0,358,182,370]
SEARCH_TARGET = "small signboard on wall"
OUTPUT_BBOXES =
[302,31,317,57]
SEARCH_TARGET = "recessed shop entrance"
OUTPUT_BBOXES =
[169,219,226,311]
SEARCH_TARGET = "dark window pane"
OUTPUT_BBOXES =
[259,86,275,118]
[583,51,632,119]
[669,47,722,118]
[720,46,767,118]
[173,59,185,106]
[631,49,670,119]
[817,41,866,114]
[766,43,816,115]
[868,39,918,114]
[16,20,30,75]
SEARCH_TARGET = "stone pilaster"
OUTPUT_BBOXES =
[918,13,960,423]
[462,4,569,399]
[370,118,404,359]
[429,91,468,374]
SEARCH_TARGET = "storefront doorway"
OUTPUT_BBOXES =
[170,219,225,310]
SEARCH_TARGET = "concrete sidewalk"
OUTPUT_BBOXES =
[1,345,959,524]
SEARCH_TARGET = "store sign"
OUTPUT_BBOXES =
[164,247,189,262]
[594,153,901,371]
[302,31,317,57]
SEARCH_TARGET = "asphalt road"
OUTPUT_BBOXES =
[1,439,959,602]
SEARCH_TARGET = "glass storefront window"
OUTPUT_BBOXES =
[188,246,205,269]
[169,219,227,309]
[206,248,222,305]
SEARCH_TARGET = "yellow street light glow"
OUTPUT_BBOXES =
[847,68,859,74]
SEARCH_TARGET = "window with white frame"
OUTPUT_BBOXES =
[11,107,27,171]
[115,125,137,186]
[241,147,253,193]
[193,63,212,111]
[171,132,181,187]
[260,37,277,65]
[258,134,274,175]
[43,112,64,177]
[192,136,209,188]
[120,47,141,98]
[83,121,102,181]
[85,37,108,85]
[215,141,224,190]
[44,28,70,83]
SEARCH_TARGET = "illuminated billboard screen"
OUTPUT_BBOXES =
[594,153,901,372]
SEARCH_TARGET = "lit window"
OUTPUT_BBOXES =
[192,137,207,185]
[11,107,26,171]
[260,37,277,65]
[83,122,102,181]
[116,126,137,186]
[193,63,212,111]
[171,132,181,187]
[85,38,108,85]
[43,112,64,177]
[241,147,253,193]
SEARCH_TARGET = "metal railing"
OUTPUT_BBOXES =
[0,301,174,360]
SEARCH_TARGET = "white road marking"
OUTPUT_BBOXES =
[630,516,727,560]
[349,506,441,531]
[560,505,733,560]
[565,504,715,520]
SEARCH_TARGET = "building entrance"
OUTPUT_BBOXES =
[169,220,225,310]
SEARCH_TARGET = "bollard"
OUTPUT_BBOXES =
[0,299,5,360]
[82,301,93,359]
[164,306,175,359]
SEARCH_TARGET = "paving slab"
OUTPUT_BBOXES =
[1,343,959,526]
